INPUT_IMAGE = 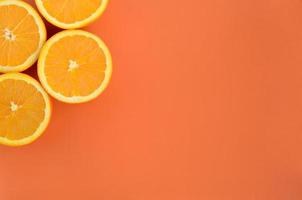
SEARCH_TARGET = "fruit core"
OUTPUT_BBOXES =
[68,60,79,72]
[3,28,16,41]
[10,101,19,112]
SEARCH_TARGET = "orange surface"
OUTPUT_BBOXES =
[0,73,51,146]
[1,0,302,199]
[0,0,46,72]
[38,30,112,103]
[38,0,102,23]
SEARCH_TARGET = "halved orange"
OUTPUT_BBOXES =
[0,0,46,73]
[38,30,112,104]
[35,0,109,29]
[0,73,52,147]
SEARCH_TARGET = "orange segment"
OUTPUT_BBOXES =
[0,0,46,73]
[35,0,109,29]
[0,73,51,147]
[38,30,112,104]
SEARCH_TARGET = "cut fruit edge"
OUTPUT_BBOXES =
[0,0,47,73]
[35,0,109,29]
[0,73,52,147]
[38,30,112,104]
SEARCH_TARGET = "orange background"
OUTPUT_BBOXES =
[1,0,302,199]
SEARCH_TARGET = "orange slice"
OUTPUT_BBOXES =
[38,30,112,104]
[0,73,52,147]
[0,0,46,73]
[35,0,109,29]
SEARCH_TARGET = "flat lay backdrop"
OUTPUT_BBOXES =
[1,0,302,199]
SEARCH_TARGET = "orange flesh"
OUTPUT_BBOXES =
[44,35,106,97]
[0,5,40,67]
[0,79,46,140]
[42,0,102,23]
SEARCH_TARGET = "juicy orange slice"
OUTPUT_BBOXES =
[38,30,112,104]
[35,0,109,29]
[0,73,52,147]
[0,0,46,73]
